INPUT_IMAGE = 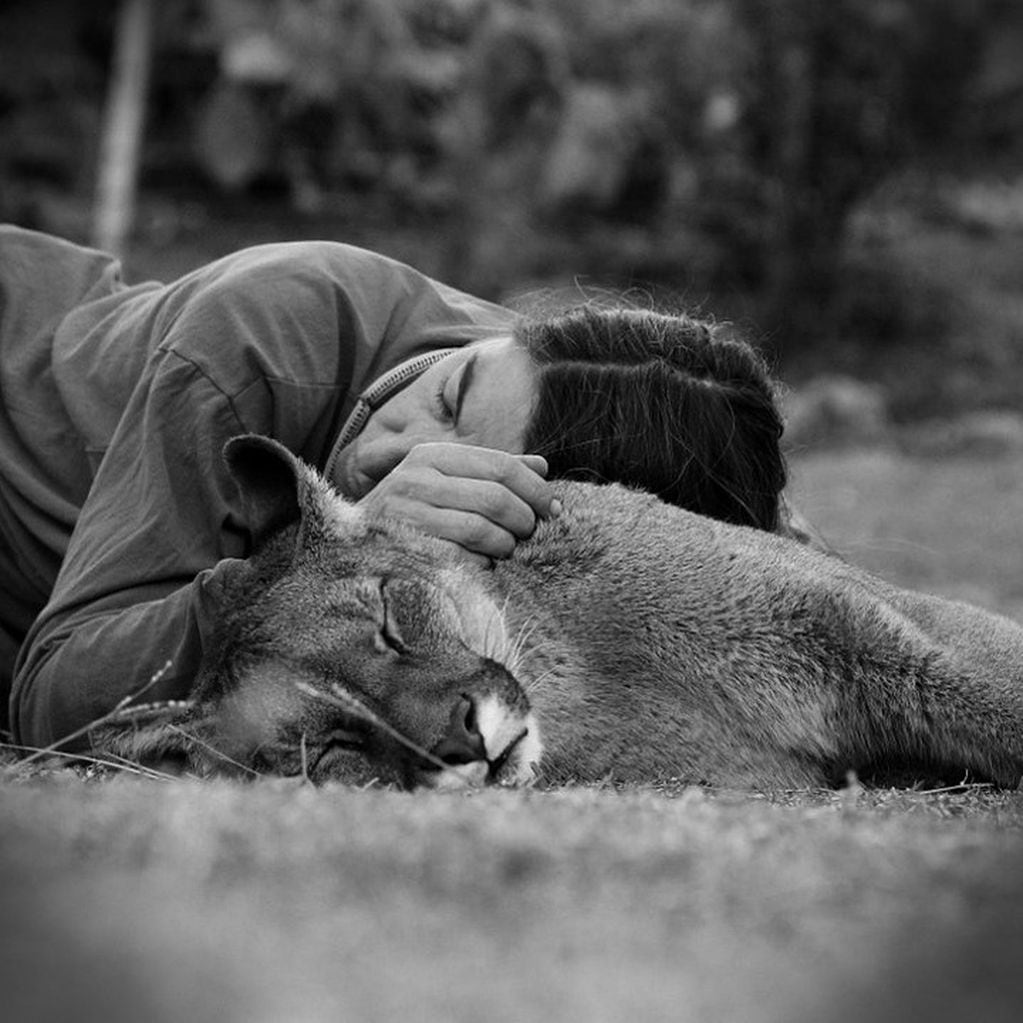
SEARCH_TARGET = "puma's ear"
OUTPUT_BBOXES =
[223,434,364,553]
[223,435,302,549]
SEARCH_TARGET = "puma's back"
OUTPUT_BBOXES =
[491,482,1023,786]
[104,437,1023,790]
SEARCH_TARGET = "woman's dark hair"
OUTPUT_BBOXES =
[518,305,787,531]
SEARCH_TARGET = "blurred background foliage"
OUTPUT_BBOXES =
[1,0,1021,422]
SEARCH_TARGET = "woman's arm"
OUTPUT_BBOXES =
[11,353,252,747]
[11,245,352,746]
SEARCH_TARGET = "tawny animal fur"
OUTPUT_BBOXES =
[101,436,1023,790]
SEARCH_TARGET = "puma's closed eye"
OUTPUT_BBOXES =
[375,582,408,655]
[377,620,408,655]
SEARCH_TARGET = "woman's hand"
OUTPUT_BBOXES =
[356,442,558,559]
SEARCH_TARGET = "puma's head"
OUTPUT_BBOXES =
[134,435,542,789]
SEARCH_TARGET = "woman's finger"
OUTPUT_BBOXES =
[361,471,537,543]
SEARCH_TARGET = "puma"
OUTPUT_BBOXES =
[101,435,1023,791]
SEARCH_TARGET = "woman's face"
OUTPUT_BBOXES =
[330,336,538,499]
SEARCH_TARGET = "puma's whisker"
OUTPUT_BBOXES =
[523,666,559,695]
[504,617,542,675]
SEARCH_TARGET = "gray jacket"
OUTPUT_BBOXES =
[0,226,514,745]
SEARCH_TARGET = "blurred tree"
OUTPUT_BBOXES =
[93,0,155,256]
[194,0,467,208]
[432,0,569,291]
[0,0,1011,333]
[729,0,992,344]
[0,0,108,232]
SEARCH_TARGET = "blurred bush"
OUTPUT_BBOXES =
[0,0,108,232]
[1,0,1020,409]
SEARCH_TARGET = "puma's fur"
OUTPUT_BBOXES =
[98,436,1023,790]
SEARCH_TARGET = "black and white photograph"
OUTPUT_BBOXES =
[2,2,1022,1020]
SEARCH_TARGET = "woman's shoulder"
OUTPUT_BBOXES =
[184,240,412,292]
[0,225,127,321]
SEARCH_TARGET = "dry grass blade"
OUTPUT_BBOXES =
[109,698,195,722]
[294,681,450,773]
[917,781,995,795]
[13,659,174,768]
[0,741,176,781]
[164,723,262,779]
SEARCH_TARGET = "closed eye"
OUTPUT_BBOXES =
[433,378,455,423]
[376,581,409,655]
[432,352,477,426]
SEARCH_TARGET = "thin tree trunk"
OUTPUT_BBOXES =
[93,0,154,257]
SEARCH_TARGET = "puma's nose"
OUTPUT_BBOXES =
[431,695,486,765]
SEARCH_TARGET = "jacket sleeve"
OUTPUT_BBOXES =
[10,350,255,747]
[9,245,344,747]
